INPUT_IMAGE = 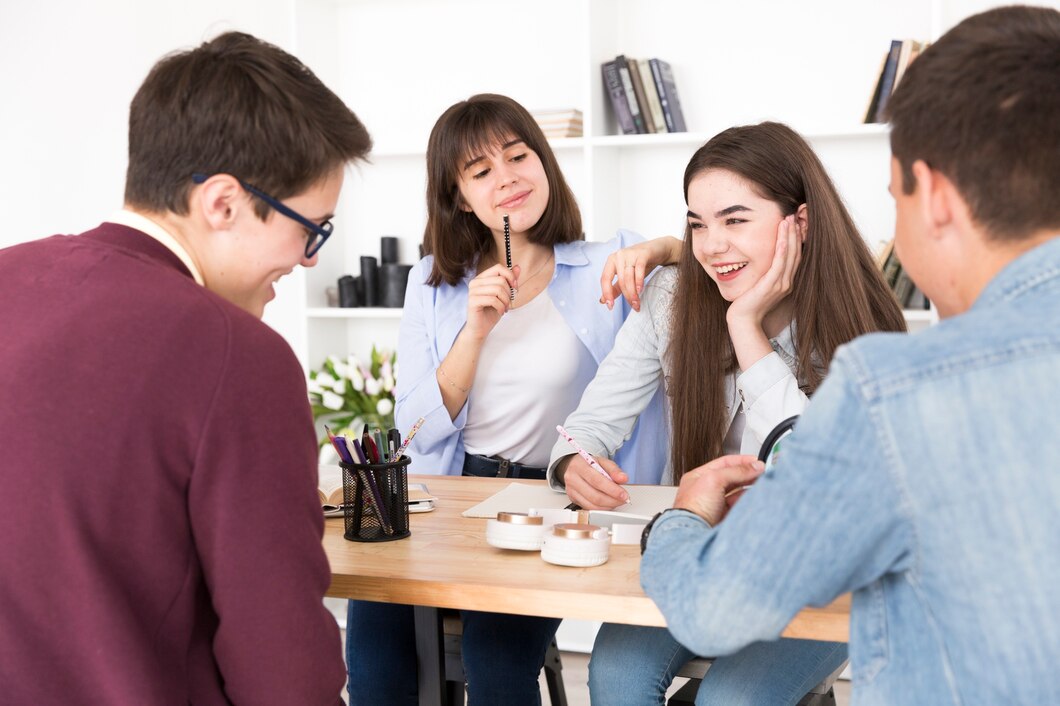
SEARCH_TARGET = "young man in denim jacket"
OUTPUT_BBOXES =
[640,6,1060,704]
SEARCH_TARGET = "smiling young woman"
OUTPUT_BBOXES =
[549,121,906,706]
[343,93,672,706]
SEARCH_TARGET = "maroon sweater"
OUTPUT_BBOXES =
[0,224,345,704]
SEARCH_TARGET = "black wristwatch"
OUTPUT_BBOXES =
[640,508,685,555]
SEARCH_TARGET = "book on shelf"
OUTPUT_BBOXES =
[649,58,687,132]
[637,59,668,134]
[602,59,638,135]
[615,55,648,133]
[876,239,931,310]
[624,55,656,133]
[532,108,583,139]
[865,39,927,123]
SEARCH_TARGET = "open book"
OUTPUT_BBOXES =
[318,464,435,516]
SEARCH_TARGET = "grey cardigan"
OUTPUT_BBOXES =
[547,266,809,488]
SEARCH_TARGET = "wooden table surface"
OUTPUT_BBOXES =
[324,474,850,642]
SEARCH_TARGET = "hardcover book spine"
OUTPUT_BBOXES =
[649,58,674,132]
[652,58,687,132]
[625,56,655,133]
[638,59,667,133]
[615,55,647,133]
[873,39,904,123]
[602,60,637,135]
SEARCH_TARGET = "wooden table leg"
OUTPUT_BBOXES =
[413,605,447,706]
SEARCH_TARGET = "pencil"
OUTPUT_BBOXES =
[503,214,514,301]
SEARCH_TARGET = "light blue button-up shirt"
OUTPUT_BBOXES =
[396,230,669,476]
[642,235,1060,705]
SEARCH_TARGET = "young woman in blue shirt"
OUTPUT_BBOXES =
[345,93,669,706]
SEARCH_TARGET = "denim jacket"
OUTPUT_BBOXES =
[642,236,1060,705]
[396,230,668,476]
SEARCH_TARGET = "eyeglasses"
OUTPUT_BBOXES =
[191,173,333,258]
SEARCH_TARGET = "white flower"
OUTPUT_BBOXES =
[376,398,394,416]
[365,377,381,396]
[307,378,325,394]
[331,360,350,380]
[321,390,345,411]
[315,371,336,387]
[350,367,365,391]
[381,359,393,380]
[332,378,346,395]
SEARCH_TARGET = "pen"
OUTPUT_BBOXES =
[387,428,401,462]
[351,437,393,534]
[392,417,425,460]
[556,425,630,505]
[503,214,514,302]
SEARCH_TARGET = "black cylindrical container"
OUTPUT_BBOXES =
[341,455,411,542]
[338,275,358,308]
[380,236,399,265]
[360,255,379,307]
[379,264,413,307]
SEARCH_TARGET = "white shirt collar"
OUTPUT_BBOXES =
[107,209,205,286]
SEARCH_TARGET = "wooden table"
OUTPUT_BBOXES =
[323,475,850,703]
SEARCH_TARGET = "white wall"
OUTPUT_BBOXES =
[0,1,301,246]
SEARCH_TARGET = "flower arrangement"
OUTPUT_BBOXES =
[308,347,397,446]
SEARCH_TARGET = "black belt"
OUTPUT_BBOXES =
[462,453,547,480]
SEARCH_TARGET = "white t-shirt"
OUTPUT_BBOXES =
[463,290,597,468]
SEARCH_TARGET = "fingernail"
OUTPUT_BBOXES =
[754,460,765,471]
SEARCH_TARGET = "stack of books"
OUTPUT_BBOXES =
[864,39,929,123]
[877,239,930,310]
[601,56,687,135]
[532,109,583,139]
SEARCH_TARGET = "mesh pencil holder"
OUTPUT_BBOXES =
[340,455,411,542]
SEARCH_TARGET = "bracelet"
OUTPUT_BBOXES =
[438,366,470,393]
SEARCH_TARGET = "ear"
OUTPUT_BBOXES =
[458,198,473,213]
[794,203,809,243]
[192,174,245,231]
[911,160,954,240]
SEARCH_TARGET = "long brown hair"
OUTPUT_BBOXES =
[668,122,906,479]
[423,94,582,286]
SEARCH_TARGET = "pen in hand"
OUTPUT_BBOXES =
[556,425,631,505]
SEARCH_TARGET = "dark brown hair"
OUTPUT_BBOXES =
[124,31,371,219]
[423,94,582,286]
[888,5,1060,241]
[668,122,906,479]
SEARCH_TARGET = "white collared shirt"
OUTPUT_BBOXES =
[108,209,205,286]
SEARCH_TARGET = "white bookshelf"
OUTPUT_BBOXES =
[274,0,1007,371]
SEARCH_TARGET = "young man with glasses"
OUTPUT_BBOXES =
[640,6,1060,704]
[0,32,370,704]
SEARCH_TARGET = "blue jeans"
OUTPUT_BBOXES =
[346,600,561,706]
[588,623,847,706]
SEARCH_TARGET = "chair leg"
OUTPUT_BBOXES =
[666,678,700,705]
[797,687,837,706]
[543,638,568,706]
[445,679,465,706]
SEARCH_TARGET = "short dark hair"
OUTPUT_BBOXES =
[124,31,371,218]
[888,5,1060,241]
[423,94,582,286]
